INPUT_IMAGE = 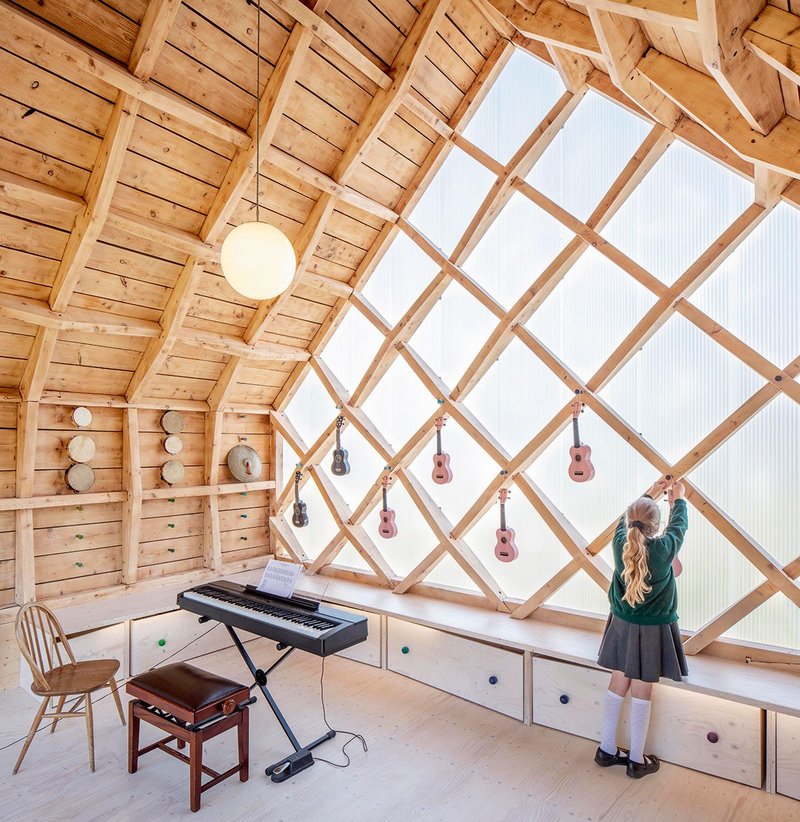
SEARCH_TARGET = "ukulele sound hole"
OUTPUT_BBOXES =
[575,455,581,462]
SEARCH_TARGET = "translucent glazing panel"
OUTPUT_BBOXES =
[692,202,800,368]
[547,568,612,617]
[409,281,498,390]
[426,552,480,590]
[527,411,656,540]
[461,489,575,600]
[690,395,800,566]
[407,417,501,525]
[464,336,573,457]
[601,142,752,284]
[316,426,387,512]
[463,192,572,310]
[331,541,371,572]
[600,314,764,463]
[724,593,799,650]
[408,146,496,258]
[320,307,383,395]
[362,482,439,578]
[361,356,434,452]
[361,230,441,326]
[525,245,657,381]
[279,440,300,491]
[526,91,651,222]
[462,48,565,166]
[283,368,336,449]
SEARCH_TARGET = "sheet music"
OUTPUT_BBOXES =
[257,559,302,599]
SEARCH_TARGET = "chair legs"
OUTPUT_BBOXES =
[85,692,95,773]
[13,696,49,775]
[128,700,140,775]
[109,677,126,726]
[50,695,66,733]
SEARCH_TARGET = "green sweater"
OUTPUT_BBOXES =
[609,498,688,625]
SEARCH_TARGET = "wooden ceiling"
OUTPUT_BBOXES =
[0,0,799,416]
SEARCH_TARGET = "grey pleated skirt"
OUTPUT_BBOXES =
[597,614,688,683]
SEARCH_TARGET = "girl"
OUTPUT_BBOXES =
[594,478,689,779]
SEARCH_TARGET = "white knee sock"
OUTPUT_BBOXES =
[629,697,652,764]
[600,690,625,755]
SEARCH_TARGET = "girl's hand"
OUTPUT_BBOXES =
[646,479,668,499]
[671,480,686,500]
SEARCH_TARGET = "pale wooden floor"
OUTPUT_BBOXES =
[0,643,796,822]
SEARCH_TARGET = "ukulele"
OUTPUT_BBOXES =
[568,397,595,483]
[292,470,309,528]
[431,416,453,484]
[331,415,350,476]
[378,475,398,539]
[494,488,519,562]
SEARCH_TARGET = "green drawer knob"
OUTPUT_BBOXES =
[76,534,84,540]
[240,513,248,519]
[75,561,84,568]
[168,497,175,503]
[167,523,175,528]
[157,638,166,647]
[401,646,409,654]
[240,491,248,496]
[167,547,175,553]
[76,505,84,512]
[240,536,248,541]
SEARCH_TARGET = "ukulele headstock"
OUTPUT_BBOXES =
[434,415,447,431]
[498,487,510,504]
[381,473,393,490]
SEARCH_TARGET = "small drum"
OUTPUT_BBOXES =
[71,406,92,428]
[66,463,95,492]
[67,435,96,463]
[161,460,185,485]
[160,410,185,435]
[164,435,183,455]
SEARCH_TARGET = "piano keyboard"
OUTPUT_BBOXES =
[177,580,368,656]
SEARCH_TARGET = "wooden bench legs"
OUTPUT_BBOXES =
[127,701,249,812]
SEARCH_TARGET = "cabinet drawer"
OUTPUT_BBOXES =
[129,610,259,675]
[334,606,380,668]
[777,713,800,801]
[532,656,762,787]
[387,618,523,720]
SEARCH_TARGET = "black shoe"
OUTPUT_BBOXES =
[594,747,629,767]
[626,754,660,778]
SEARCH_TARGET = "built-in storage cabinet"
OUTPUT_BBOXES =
[532,656,763,788]
[335,606,381,668]
[777,713,800,801]
[387,618,524,720]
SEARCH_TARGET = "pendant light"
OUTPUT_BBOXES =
[220,0,296,300]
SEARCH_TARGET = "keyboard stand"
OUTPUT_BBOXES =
[225,624,336,783]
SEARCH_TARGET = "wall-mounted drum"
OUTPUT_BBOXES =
[227,444,262,482]
[67,435,96,463]
[164,435,183,455]
[71,406,92,428]
[66,463,95,492]
[160,410,185,435]
[161,460,184,485]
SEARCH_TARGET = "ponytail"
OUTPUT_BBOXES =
[621,497,660,607]
[621,526,652,607]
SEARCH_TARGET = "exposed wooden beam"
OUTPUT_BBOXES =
[207,356,247,411]
[126,257,206,403]
[19,328,58,402]
[696,0,784,134]
[333,0,450,184]
[15,401,38,603]
[582,0,699,31]
[639,50,800,177]
[201,24,314,242]
[545,44,595,93]
[128,0,183,80]
[175,329,310,362]
[745,5,800,90]
[0,169,85,215]
[203,410,223,573]
[121,408,142,584]
[507,0,604,59]
[587,7,682,127]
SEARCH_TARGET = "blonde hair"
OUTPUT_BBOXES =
[622,497,661,607]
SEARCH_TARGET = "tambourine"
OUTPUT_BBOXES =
[71,407,92,428]
[160,410,185,435]
[161,460,185,485]
[164,435,183,455]
[227,445,263,482]
[65,463,95,492]
[67,435,95,463]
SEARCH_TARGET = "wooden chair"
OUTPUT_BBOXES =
[13,601,125,775]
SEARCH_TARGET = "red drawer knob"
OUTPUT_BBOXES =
[707,732,719,744]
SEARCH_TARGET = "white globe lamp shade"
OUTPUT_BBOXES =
[220,222,296,300]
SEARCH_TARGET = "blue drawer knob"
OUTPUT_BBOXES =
[559,694,570,704]
[401,646,410,655]
[707,731,719,744]
[488,675,498,685]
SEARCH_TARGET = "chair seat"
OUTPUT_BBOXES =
[127,662,248,714]
[32,658,120,696]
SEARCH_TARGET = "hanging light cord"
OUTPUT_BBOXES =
[255,0,261,224]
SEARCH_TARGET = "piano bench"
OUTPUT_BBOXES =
[126,662,251,813]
